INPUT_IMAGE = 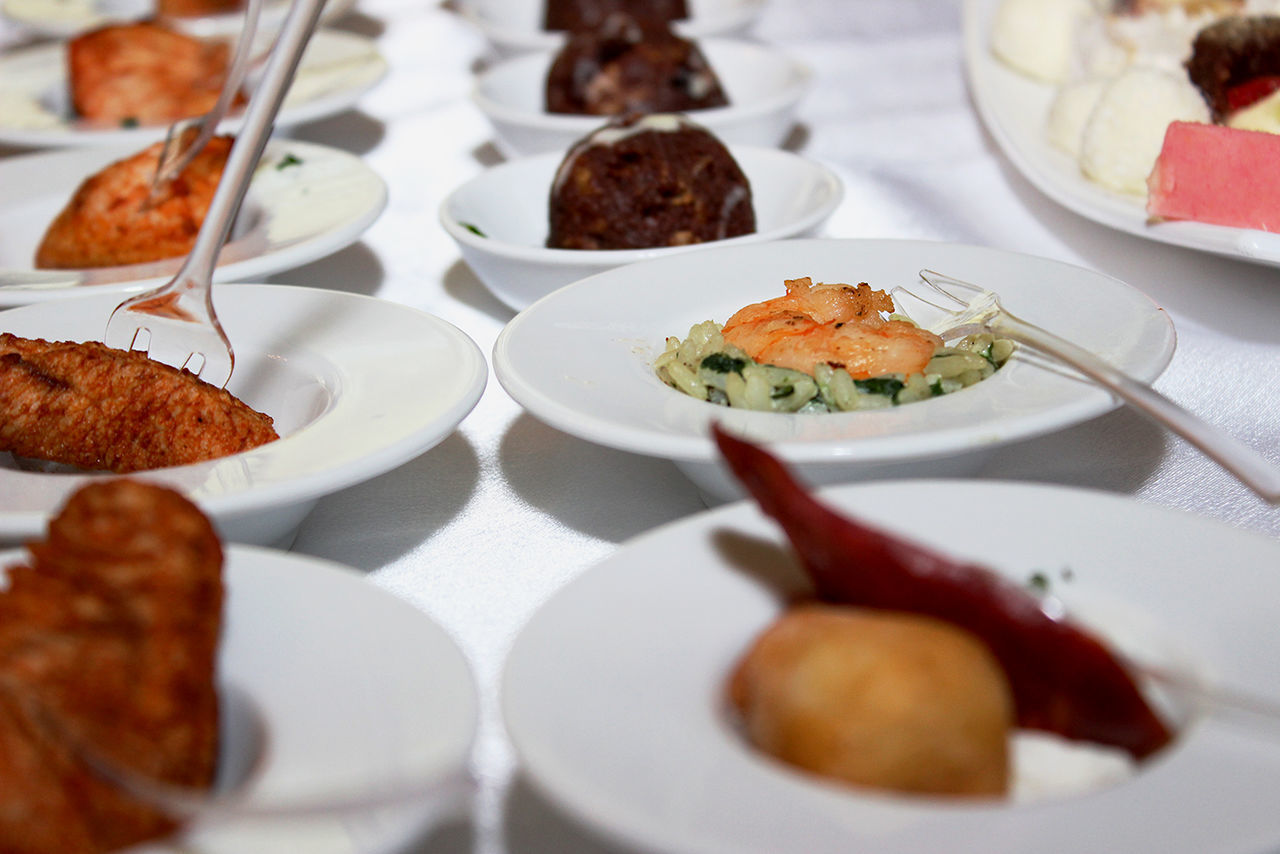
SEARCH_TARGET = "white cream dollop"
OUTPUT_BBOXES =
[1079,66,1209,195]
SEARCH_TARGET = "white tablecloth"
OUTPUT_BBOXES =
[2,0,1279,850]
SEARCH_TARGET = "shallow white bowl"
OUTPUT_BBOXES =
[492,237,1176,500]
[0,284,487,546]
[504,478,1280,854]
[439,146,843,311]
[0,543,477,853]
[472,38,811,157]
[0,139,387,307]
[459,0,768,56]
[0,28,387,149]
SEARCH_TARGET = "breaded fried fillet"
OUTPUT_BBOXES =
[0,480,223,854]
[36,136,232,270]
[68,22,238,124]
[0,334,277,473]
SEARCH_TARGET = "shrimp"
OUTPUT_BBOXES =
[721,277,943,379]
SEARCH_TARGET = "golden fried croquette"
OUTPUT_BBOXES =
[35,135,232,270]
[729,604,1014,797]
[68,21,239,125]
[0,480,223,853]
[0,333,277,473]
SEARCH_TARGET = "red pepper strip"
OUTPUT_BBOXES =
[1226,75,1280,112]
[712,425,1173,760]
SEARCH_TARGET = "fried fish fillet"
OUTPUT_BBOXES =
[0,480,223,854]
[69,21,239,124]
[36,136,232,270]
[0,333,278,473]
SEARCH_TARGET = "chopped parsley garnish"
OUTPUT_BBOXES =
[930,379,945,397]
[700,353,747,374]
[276,153,304,170]
[1027,571,1051,594]
[770,383,795,400]
[854,377,904,398]
[120,117,139,128]
[461,222,487,238]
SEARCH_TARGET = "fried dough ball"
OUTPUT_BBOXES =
[68,22,238,124]
[35,135,232,269]
[729,604,1014,797]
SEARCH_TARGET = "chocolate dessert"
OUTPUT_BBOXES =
[1186,15,1280,119]
[543,0,687,32]
[545,13,728,116]
[547,113,755,250]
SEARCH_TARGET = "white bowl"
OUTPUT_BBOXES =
[503,478,1280,854]
[472,39,811,158]
[439,146,843,311]
[459,0,768,56]
[0,542,477,853]
[0,284,487,547]
[492,238,1176,501]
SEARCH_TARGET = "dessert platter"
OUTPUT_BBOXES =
[472,37,812,157]
[963,0,1280,268]
[503,477,1280,854]
[0,139,387,305]
[493,237,1175,499]
[0,26,387,148]
[0,284,487,546]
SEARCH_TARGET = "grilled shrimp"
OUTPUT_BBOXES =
[721,277,943,379]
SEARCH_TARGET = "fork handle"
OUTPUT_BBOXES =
[179,0,328,286]
[990,311,1280,504]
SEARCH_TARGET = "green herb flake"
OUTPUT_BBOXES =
[700,353,747,374]
[461,222,487,238]
[854,377,904,398]
[120,117,139,128]
[1027,571,1051,594]
[770,383,795,400]
[276,153,304,170]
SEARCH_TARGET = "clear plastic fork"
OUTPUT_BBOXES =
[895,269,1280,504]
[144,0,264,207]
[104,0,330,389]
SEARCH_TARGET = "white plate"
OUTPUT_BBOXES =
[503,478,1280,854]
[1,0,355,40]
[0,543,477,853]
[459,0,767,56]
[962,0,1280,268]
[0,284,487,546]
[0,27,388,149]
[440,146,843,311]
[471,38,811,158]
[492,238,1175,499]
[0,139,387,307]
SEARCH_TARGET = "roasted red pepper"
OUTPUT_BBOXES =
[1226,75,1280,112]
[713,425,1173,759]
